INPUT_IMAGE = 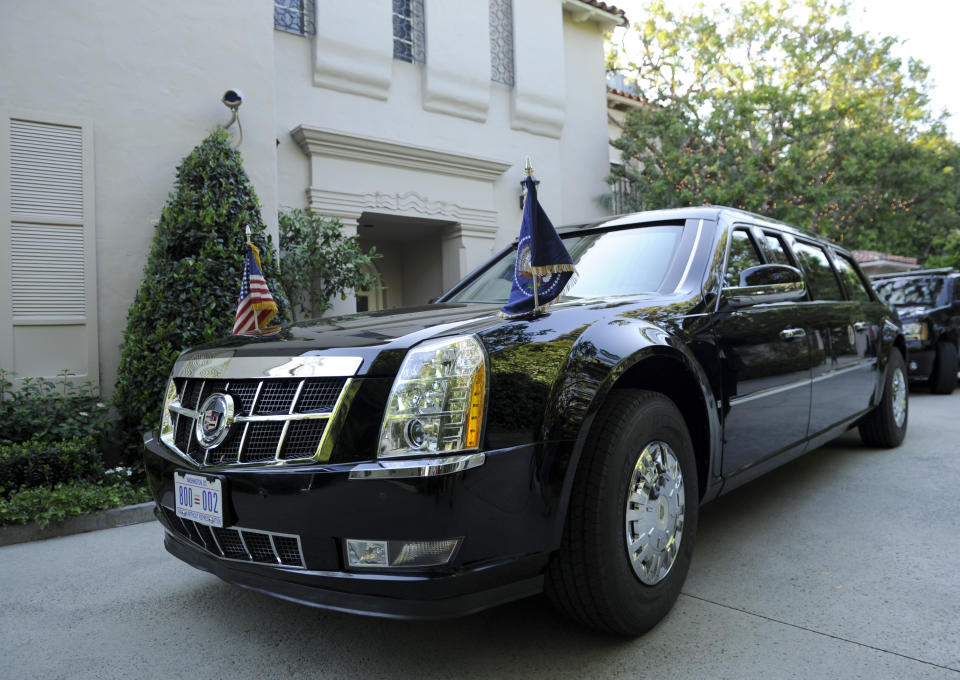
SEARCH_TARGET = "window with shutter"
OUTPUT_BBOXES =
[2,114,98,383]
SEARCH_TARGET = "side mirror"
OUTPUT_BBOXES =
[722,264,806,308]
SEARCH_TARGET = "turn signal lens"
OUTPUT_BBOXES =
[159,379,178,445]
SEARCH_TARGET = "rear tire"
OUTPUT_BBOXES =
[929,341,958,395]
[545,389,698,635]
[859,348,908,448]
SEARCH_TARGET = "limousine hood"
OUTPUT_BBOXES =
[178,295,688,378]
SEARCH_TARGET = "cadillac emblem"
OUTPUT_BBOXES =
[195,393,235,449]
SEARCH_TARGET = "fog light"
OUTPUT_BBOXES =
[345,538,461,569]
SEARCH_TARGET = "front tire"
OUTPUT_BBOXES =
[929,341,958,395]
[859,347,908,447]
[545,389,698,635]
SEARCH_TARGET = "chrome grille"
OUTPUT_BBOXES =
[163,507,305,568]
[162,377,348,467]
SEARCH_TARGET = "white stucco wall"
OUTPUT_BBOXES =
[0,0,278,394]
[1,0,616,394]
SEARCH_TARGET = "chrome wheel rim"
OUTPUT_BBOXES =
[624,440,685,585]
[891,367,907,428]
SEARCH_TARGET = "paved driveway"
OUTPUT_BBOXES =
[2,390,958,679]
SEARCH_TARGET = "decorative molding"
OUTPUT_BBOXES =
[311,1,393,100]
[422,0,491,122]
[307,188,499,238]
[291,126,511,182]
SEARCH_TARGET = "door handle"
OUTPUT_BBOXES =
[853,321,870,332]
[780,328,807,341]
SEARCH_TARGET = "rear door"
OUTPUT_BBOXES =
[790,240,878,436]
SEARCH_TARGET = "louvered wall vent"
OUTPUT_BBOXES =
[8,119,86,320]
[10,119,83,220]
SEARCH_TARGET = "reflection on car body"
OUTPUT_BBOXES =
[142,207,906,635]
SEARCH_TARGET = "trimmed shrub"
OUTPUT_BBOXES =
[0,481,150,528]
[113,128,288,461]
[278,208,381,319]
[0,438,103,498]
[0,369,111,447]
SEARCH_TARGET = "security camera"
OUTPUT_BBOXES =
[222,89,244,111]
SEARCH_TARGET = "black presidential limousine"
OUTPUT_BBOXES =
[143,207,907,635]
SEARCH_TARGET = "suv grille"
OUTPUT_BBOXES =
[163,377,347,467]
[161,507,305,568]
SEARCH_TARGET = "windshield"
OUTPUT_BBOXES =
[446,225,684,303]
[873,276,944,307]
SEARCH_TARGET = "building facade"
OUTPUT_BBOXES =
[0,0,624,394]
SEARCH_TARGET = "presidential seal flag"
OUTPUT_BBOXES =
[232,240,280,335]
[499,174,577,318]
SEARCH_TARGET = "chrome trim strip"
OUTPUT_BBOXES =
[679,219,704,287]
[170,405,199,418]
[811,359,878,383]
[348,452,486,479]
[234,412,333,423]
[267,534,283,565]
[173,354,363,380]
[729,377,810,406]
[236,530,253,561]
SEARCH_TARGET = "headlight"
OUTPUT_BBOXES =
[159,378,178,445]
[378,335,487,458]
[903,322,928,342]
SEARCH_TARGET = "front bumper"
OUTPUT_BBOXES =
[143,432,564,619]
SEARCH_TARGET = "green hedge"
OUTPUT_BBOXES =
[0,481,150,528]
[0,438,103,498]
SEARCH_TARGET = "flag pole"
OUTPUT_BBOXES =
[524,157,539,313]
[245,225,259,331]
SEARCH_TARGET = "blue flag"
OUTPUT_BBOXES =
[499,176,577,318]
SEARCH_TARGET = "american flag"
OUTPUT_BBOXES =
[232,241,279,335]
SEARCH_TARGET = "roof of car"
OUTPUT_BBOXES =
[564,206,825,243]
[871,267,957,280]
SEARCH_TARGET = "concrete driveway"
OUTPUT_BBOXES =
[2,390,958,679]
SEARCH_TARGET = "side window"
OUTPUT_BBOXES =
[953,278,960,302]
[762,231,793,266]
[725,228,764,287]
[793,241,844,300]
[833,252,872,302]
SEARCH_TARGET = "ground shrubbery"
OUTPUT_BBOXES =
[0,370,149,528]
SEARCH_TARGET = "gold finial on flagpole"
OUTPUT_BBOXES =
[245,225,252,242]
[524,156,534,177]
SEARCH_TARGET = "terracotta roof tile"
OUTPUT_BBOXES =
[607,86,642,102]
[852,249,918,265]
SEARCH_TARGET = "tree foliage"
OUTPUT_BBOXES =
[278,208,381,320]
[608,0,960,262]
[113,128,288,460]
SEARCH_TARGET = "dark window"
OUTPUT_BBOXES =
[874,276,945,306]
[953,278,960,302]
[793,241,844,300]
[762,232,793,266]
[833,253,872,302]
[489,0,515,86]
[393,0,426,63]
[274,0,315,36]
[448,225,684,303]
[724,229,764,287]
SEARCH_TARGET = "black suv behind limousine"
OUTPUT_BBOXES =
[872,268,960,394]
[143,207,906,635]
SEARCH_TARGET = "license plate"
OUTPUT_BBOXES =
[174,471,225,528]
